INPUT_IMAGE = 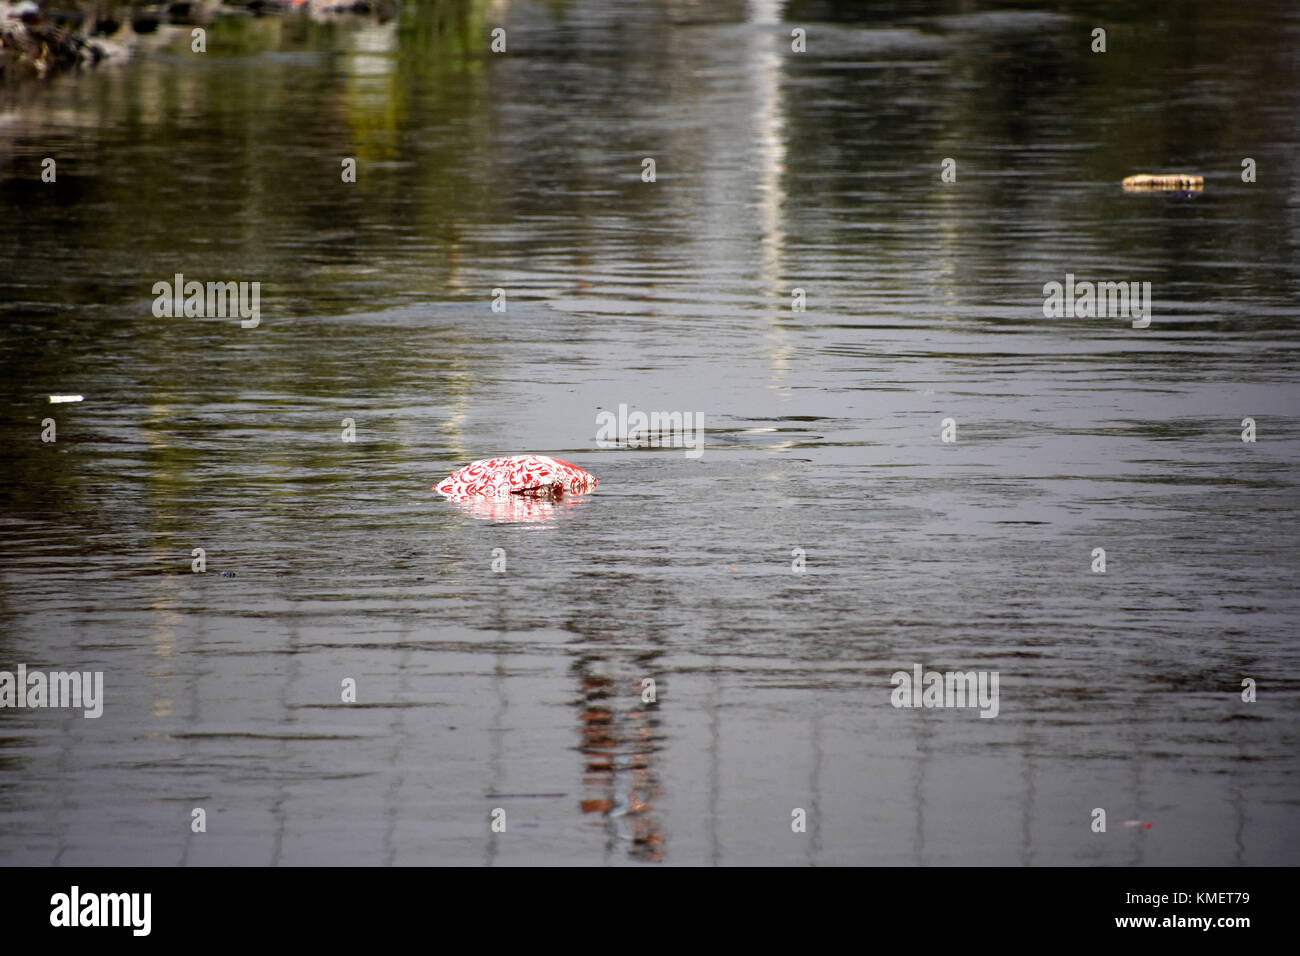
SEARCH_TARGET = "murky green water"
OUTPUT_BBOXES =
[1,0,1298,864]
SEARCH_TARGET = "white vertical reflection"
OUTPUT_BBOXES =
[749,0,792,387]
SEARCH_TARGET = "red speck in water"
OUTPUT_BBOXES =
[1144,822,1153,829]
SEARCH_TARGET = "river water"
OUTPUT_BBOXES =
[1,0,1298,865]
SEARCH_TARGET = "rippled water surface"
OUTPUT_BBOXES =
[1,0,1299,865]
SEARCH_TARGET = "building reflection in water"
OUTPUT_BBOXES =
[572,655,666,862]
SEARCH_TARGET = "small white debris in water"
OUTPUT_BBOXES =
[49,395,84,404]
